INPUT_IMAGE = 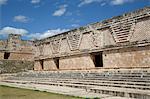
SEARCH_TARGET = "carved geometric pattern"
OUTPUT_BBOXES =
[110,17,136,43]
[51,39,61,54]
[91,31,101,47]
[67,33,82,51]
[39,44,44,55]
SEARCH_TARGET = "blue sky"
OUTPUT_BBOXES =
[0,0,150,40]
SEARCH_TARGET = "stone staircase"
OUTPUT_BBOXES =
[2,69,150,99]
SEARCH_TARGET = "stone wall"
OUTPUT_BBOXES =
[43,59,58,70]
[103,46,150,68]
[34,7,150,71]
[59,54,95,70]
[0,52,4,60]
[34,60,42,71]
[0,60,34,74]
[8,52,34,61]
[0,34,34,61]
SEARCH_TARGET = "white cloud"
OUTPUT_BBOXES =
[28,28,69,40]
[53,4,68,16]
[13,15,29,23]
[0,27,68,40]
[78,0,135,7]
[31,0,40,4]
[0,0,7,5]
[101,2,106,6]
[0,27,28,36]
[111,0,134,5]
[78,0,103,7]
[71,24,80,28]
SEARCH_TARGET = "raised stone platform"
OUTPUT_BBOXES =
[1,69,150,99]
[34,7,150,71]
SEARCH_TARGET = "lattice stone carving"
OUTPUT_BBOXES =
[67,32,82,51]
[39,44,44,55]
[88,25,101,47]
[50,39,61,54]
[91,32,100,47]
[110,17,136,43]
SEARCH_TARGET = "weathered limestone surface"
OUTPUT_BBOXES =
[130,19,150,42]
[0,60,33,73]
[43,44,52,56]
[43,59,58,70]
[0,52,4,59]
[0,34,34,61]
[79,32,93,50]
[59,54,95,70]
[8,52,34,61]
[33,7,150,70]
[3,69,150,98]
[34,61,42,71]
[0,34,34,73]
[103,46,150,68]
[60,38,71,54]
[103,30,116,47]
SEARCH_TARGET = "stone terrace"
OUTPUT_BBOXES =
[2,69,150,99]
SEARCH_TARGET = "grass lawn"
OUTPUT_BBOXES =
[0,85,83,99]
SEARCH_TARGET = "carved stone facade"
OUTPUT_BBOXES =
[0,34,34,61]
[0,34,34,73]
[51,38,61,54]
[34,7,150,71]
[67,31,83,51]
[0,7,150,72]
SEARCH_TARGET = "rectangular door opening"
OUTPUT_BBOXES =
[54,58,59,69]
[4,52,10,59]
[91,52,103,67]
[40,60,44,70]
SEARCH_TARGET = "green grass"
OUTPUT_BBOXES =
[0,85,83,99]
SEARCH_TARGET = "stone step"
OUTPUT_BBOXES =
[8,75,150,83]
[54,78,150,85]
[90,86,150,99]
[84,74,150,77]
[84,78,150,83]
[51,79,150,87]
[53,80,150,90]
[4,77,150,90]
[3,80,150,99]
[7,77,150,86]
[16,73,150,79]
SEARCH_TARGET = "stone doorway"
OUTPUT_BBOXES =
[4,52,10,59]
[40,60,44,70]
[54,58,59,69]
[91,52,103,67]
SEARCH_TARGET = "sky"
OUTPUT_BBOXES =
[0,0,150,40]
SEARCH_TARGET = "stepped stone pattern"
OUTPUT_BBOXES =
[34,7,150,70]
[2,69,150,98]
[0,34,34,73]
[0,7,150,99]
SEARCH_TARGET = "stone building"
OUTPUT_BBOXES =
[1,7,150,99]
[0,34,34,73]
[0,34,34,61]
[34,7,150,71]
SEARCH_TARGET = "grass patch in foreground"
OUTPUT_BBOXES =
[0,85,83,99]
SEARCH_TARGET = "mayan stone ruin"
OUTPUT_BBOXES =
[34,7,150,71]
[0,34,34,73]
[0,6,150,99]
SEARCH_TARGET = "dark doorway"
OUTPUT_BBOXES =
[91,52,103,67]
[40,60,44,70]
[4,52,10,59]
[54,58,59,69]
